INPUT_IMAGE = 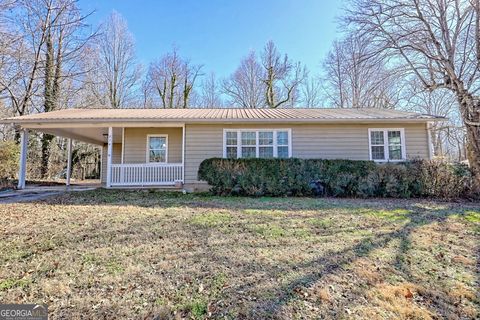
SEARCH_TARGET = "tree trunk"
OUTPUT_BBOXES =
[169,75,176,108]
[464,122,480,181]
[40,27,54,178]
[14,127,21,144]
[40,133,54,178]
[455,90,480,186]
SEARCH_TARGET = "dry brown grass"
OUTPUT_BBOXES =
[0,189,479,319]
[353,258,384,285]
[351,283,431,320]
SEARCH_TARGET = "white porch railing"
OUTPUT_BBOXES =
[110,163,183,187]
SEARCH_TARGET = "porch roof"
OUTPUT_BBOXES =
[1,107,445,126]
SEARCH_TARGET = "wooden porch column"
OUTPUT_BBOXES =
[66,138,73,187]
[17,129,28,189]
[106,127,113,188]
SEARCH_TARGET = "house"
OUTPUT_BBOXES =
[1,108,444,191]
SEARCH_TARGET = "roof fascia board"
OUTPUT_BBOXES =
[3,118,446,128]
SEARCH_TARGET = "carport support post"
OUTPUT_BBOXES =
[17,129,28,189]
[106,127,113,188]
[66,138,72,187]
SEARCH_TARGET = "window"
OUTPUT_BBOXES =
[258,131,273,158]
[277,131,289,158]
[225,131,238,159]
[223,129,291,159]
[368,129,405,161]
[147,135,167,163]
[241,131,256,158]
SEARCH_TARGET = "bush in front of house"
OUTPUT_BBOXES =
[0,141,19,179]
[197,158,476,199]
[0,140,20,191]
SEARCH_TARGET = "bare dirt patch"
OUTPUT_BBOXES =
[0,190,478,319]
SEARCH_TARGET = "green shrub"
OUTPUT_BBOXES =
[411,160,473,198]
[0,140,19,179]
[198,158,476,199]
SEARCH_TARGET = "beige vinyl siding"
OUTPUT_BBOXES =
[123,127,182,163]
[184,125,223,186]
[293,125,369,160]
[184,123,429,185]
[101,143,122,184]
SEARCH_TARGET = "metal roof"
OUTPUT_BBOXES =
[0,107,445,124]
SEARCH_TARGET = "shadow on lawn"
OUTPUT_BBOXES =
[21,189,480,318]
[32,188,345,210]
[235,206,480,319]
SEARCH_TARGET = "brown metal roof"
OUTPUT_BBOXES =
[0,107,445,124]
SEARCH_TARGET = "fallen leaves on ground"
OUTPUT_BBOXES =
[0,189,479,319]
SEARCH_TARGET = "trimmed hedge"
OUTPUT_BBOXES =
[198,158,476,199]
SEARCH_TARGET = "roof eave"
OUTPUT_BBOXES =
[0,117,447,127]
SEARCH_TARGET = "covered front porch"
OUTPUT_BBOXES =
[16,124,185,189]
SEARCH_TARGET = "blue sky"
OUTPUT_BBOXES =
[78,0,344,78]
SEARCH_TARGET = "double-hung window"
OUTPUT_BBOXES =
[258,131,274,158]
[223,129,291,159]
[241,131,257,158]
[368,129,405,161]
[147,135,168,163]
[225,131,238,159]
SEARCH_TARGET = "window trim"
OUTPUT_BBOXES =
[368,128,406,162]
[222,129,292,159]
[146,134,168,163]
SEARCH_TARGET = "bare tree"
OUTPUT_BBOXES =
[323,34,400,108]
[78,44,109,108]
[345,0,480,181]
[300,74,323,108]
[261,41,306,108]
[323,41,346,108]
[148,49,181,108]
[199,72,223,107]
[146,48,202,108]
[0,1,18,100]
[223,51,264,108]
[181,60,202,108]
[0,0,45,126]
[39,0,94,177]
[0,0,94,176]
[140,76,154,108]
[96,11,141,108]
[222,42,305,108]
[403,81,465,159]
[0,101,12,141]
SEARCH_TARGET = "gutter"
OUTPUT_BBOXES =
[0,117,448,126]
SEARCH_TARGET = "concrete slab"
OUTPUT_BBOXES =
[0,184,100,203]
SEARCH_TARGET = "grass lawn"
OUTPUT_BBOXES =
[0,190,479,319]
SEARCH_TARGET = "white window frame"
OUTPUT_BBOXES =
[146,134,168,163]
[222,129,292,159]
[368,128,406,162]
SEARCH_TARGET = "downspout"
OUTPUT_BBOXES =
[182,123,186,185]
[426,122,433,160]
